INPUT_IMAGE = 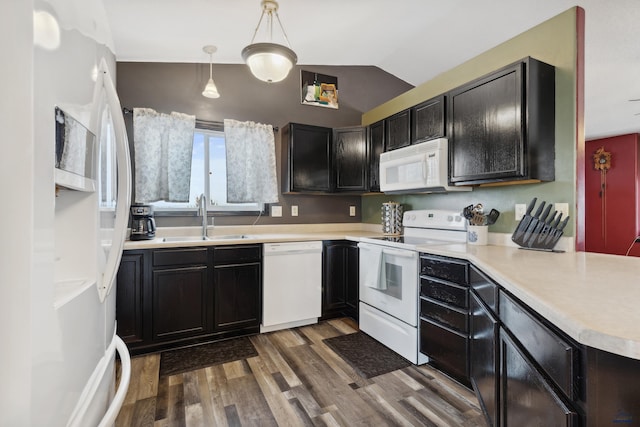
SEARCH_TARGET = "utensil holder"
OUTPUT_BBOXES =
[468,225,488,245]
[381,202,403,235]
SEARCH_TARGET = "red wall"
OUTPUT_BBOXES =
[585,134,640,256]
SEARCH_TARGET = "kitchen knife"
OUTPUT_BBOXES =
[545,216,570,249]
[543,213,563,246]
[536,210,558,245]
[524,203,553,247]
[521,201,548,245]
[512,198,538,242]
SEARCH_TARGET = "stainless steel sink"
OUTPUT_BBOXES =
[162,236,211,242]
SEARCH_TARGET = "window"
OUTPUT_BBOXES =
[150,125,264,214]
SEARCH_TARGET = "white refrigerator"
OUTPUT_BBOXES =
[1,0,131,425]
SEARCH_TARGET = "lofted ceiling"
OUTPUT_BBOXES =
[103,0,640,140]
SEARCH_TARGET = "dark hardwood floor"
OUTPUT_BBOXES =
[116,318,487,426]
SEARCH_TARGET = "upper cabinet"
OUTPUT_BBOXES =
[448,57,555,186]
[333,126,368,192]
[368,120,385,192]
[384,109,411,151]
[283,123,333,193]
[282,122,368,194]
[411,95,446,144]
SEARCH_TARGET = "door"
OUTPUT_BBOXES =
[333,126,367,192]
[385,109,411,151]
[115,251,145,345]
[287,123,333,192]
[358,242,418,326]
[368,120,385,192]
[213,262,261,332]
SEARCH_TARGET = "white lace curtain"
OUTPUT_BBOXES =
[133,108,195,203]
[224,119,279,204]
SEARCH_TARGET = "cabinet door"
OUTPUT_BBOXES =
[152,265,210,341]
[470,292,500,427]
[333,126,367,192]
[411,95,445,143]
[384,109,411,151]
[345,243,359,319]
[368,120,384,192]
[500,329,578,427]
[116,251,145,345]
[287,123,333,192]
[420,318,470,386]
[322,241,358,320]
[449,63,524,184]
[213,262,261,332]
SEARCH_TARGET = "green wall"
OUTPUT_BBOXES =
[361,8,580,238]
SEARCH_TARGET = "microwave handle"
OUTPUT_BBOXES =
[422,159,427,180]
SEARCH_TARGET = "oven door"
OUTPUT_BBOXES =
[358,242,418,326]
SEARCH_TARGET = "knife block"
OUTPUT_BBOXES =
[511,198,568,252]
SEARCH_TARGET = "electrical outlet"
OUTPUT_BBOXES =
[515,204,527,221]
[291,205,298,216]
[271,205,282,217]
[349,206,356,217]
[555,203,570,219]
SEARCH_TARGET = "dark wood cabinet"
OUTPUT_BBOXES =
[499,329,579,426]
[419,254,471,387]
[116,250,146,345]
[333,127,368,192]
[283,122,368,193]
[448,57,555,185]
[368,120,384,192]
[116,246,262,355]
[284,123,333,192]
[411,95,445,143]
[151,248,211,342]
[321,240,358,320]
[384,109,411,151]
[212,245,261,334]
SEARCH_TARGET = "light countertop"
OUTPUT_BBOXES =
[123,225,640,360]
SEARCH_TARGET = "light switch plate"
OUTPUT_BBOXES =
[349,206,356,217]
[555,203,569,219]
[271,205,282,217]
[291,205,298,216]
[515,204,526,221]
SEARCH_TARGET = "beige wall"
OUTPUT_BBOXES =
[361,8,582,238]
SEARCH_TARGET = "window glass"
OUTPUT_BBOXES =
[148,127,263,214]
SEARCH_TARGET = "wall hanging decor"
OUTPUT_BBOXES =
[301,70,338,109]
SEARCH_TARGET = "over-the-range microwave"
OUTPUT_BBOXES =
[379,138,471,194]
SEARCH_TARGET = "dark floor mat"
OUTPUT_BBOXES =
[323,332,411,379]
[159,336,258,377]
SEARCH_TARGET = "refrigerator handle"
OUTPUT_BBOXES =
[96,58,132,302]
[97,336,131,427]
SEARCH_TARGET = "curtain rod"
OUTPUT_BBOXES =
[122,108,278,132]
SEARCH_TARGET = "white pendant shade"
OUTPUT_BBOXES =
[242,42,296,83]
[242,0,297,83]
[202,45,220,98]
[202,78,220,98]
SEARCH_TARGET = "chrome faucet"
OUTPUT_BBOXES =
[198,193,208,239]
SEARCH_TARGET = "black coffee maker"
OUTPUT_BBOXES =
[130,204,156,240]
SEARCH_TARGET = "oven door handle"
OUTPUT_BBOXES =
[381,248,418,259]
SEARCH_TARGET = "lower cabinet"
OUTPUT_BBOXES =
[212,245,261,333]
[116,245,261,355]
[321,240,358,320]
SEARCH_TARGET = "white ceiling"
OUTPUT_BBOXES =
[103,0,640,139]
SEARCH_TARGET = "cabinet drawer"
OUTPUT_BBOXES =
[213,245,261,265]
[420,277,469,309]
[153,248,208,267]
[420,298,468,333]
[420,318,469,384]
[499,291,577,399]
[470,265,498,313]
[420,255,468,284]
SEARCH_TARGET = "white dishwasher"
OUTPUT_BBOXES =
[261,241,323,333]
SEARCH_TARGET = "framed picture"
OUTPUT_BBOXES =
[301,70,338,109]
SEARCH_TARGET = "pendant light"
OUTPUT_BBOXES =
[202,45,220,98]
[241,0,297,83]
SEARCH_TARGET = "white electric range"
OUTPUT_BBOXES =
[358,210,466,364]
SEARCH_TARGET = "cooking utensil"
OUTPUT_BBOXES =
[535,210,558,245]
[518,200,546,245]
[541,212,563,246]
[485,209,500,225]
